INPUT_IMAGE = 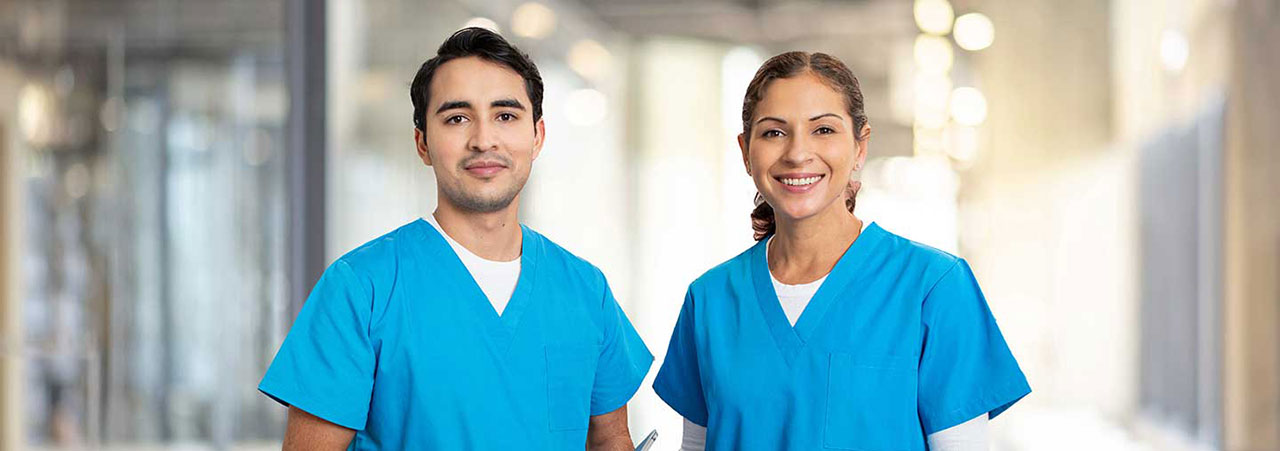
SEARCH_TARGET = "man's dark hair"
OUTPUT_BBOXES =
[410,27,544,131]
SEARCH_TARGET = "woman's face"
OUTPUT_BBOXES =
[740,71,868,224]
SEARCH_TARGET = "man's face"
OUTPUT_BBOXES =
[415,56,544,214]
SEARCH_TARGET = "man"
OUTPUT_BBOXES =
[259,27,652,450]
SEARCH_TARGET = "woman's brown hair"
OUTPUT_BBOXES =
[742,51,869,241]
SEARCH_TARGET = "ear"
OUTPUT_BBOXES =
[853,123,871,169]
[415,127,433,166]
[530,118,546,161]
[738,133,751,175]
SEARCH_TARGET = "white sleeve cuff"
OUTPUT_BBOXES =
[926,414,990,451]
[680,417,707,451]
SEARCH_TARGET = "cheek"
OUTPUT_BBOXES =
[498,127,538,154]
[748,155,774,187]
[428,144,467,171]
[819,143,855,171]
[747,143,781,173]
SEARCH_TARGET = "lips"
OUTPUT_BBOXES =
[774,173,825,193]
[464,160,508,177]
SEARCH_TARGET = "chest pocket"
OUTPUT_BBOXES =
[545,344,601,431]
[824,352,919,450]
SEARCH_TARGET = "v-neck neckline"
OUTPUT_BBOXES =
[749,222,887,366]
[414,218,540,354]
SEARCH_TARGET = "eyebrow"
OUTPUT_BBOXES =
[754,113,845,126]
[435,100,471,114]
[435,98,527,115]
[491,98,527,110]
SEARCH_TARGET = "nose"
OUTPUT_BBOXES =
[781,133,814,166]
[467,118,499,152]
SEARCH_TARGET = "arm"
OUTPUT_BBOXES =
[282,406,356,451]
[925,414,989,451]
[587,405,634,451]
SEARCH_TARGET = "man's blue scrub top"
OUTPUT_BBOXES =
[259,219,653,450]
[653,223,1030,450]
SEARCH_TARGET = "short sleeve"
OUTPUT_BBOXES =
[590,282,655,416]
[652,290,709,426]
[917,259,1031,434]
[258,259,376,430]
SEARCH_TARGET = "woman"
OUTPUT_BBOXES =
[652,51,1030,450]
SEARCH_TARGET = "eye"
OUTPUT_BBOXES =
[815,126,836,135]
[496,112,517,122]
[445,115,468,125]
[762,129,785,138]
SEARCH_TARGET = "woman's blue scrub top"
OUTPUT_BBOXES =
[653,223,1030,450]
[259,219,653,450]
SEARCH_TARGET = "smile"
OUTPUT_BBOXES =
[773,173,825,194]
[778,175,823,186]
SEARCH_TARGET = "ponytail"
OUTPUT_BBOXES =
[750,193,776,241]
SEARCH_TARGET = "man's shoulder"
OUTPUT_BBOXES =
[334,219,428,277]
[524,226,609,289]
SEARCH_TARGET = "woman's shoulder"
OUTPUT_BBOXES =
[871,223,964,281]
[686,240,765,294]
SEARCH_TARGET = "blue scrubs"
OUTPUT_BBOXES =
[259,219,653,450]
[653,223,1030,450]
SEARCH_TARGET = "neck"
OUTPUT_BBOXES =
[431,196,523,262]
[768,200,862,284]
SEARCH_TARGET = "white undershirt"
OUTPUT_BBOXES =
[764,220,871,326]
[771,271,826,326]
[679,221,989,450]
[424,215,520,316]
[765,234,828,327]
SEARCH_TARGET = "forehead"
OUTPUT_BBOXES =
[429,56,530,108]
[753,72,846,118]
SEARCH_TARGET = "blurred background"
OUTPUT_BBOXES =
[0,0,1277,450]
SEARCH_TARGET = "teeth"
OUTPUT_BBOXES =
[780,176,822,186]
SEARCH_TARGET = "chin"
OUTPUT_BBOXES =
[776,205,822,222]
